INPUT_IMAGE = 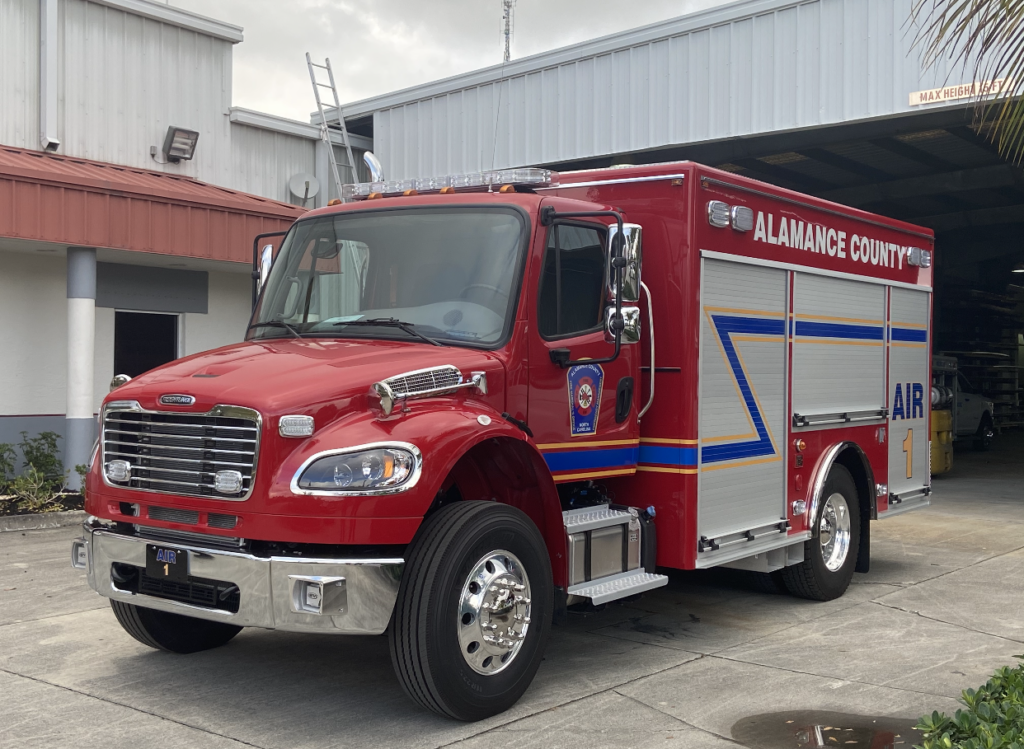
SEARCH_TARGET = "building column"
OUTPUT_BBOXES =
[66,247,96,489]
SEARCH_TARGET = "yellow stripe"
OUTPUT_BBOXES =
[637,466,698,475]
[553,468,636,482]
[701,456,782,472]
[703,306,785,318]
[640,437,699,445]
[795,313,884,325]
[536,438,640,450]
[890,321,927,328]
[794,338,884,347]
[890,342,927,348]
[702,433,755,444]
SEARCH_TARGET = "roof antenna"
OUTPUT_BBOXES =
[502,0,515,63]
[491,0,516,173]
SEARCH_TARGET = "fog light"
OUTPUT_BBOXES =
[279,414,314,438]
[105,460,131,482]
[71,540,88,569]
[214,470,243,494]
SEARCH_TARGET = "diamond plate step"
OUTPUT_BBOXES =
[562,504,635,534]
[567,569,668,605]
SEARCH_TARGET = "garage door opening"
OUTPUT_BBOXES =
[114,311,178,378]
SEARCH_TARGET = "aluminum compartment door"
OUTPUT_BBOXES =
[888,288,930,496]
[698,259,787,541]
[791,273,886,419]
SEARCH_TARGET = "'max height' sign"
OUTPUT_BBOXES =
[909,77,1009,106]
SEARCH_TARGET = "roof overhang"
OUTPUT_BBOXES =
[0,146,303,264]
[86,0,244,43]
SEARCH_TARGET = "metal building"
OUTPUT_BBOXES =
[328,0,1024,440]
[0,0,364,483]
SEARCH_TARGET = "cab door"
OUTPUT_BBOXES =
[527,212,642,483]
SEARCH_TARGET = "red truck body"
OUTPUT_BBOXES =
[77,161,934,719]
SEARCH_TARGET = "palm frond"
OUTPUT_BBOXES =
[911,0,1024,163]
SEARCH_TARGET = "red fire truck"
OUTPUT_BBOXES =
[73,160,934,720]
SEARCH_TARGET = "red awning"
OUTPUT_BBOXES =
[0,145,304,263]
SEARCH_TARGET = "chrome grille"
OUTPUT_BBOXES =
[102,404,260,501]
[385,366,461,398]
[148,506,200,524]
[134,524,246,551]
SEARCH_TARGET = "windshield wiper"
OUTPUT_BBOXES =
[249,320,303,339]
[333,317,444,347]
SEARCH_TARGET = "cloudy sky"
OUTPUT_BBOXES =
[170,0,733,122]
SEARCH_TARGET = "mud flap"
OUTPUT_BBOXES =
[855,512,870,574]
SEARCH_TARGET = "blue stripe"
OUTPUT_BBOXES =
[638,445,697,467]
[543,447,638,473]
[702,315,783,465]
[891,327,927,342]
[794,321,884,340]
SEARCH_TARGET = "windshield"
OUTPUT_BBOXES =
[249,207,526,347]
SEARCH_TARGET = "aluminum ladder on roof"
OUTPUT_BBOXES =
[306,53,358,199]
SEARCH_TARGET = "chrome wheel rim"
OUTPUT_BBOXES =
[457,549,532,676]
[819,492,852,572]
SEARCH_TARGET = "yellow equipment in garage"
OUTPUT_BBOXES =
[931,408,953,475]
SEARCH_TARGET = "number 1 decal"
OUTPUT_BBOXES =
[902,429,913,479]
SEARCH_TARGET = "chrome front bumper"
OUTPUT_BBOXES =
[73,526,403,635]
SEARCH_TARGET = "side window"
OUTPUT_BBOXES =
[538,224,607,338]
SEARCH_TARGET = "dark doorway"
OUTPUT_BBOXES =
[114,311,178,377]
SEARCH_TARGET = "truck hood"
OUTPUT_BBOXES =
[106,338,504,419]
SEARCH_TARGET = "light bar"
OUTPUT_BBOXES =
[341,168,557,201]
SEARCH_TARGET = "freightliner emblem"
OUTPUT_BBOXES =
[159,394,196,406]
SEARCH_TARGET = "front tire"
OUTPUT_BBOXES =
[389,501,553,721]
[110,600,242,653]
[780,464,860,601]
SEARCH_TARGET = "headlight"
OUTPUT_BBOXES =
[295,445,420,493]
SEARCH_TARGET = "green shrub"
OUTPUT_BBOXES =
[0,431,69,514]
[0,442,15,489]
[916,657,1024,749]
[19,431,64,484]
[9,467,65,513]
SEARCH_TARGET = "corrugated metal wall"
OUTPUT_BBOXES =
[60,0,234,185]
[367,0,969,180]
[1,0,319,203]
[230,124,316,205]
[0,0,40,150]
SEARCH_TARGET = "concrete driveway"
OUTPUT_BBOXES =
[2,435,1021,749]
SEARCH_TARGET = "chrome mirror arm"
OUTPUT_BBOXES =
[637,281,655,422]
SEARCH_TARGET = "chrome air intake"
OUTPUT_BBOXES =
[373,366,488,416]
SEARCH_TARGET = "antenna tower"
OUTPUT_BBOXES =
[502,0,516,62]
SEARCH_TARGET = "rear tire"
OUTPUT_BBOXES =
[780,464,860,602]
[389,501,553,721]
[110,600,242,654]
[974,414,994,451]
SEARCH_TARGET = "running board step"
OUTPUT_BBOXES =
[567,569,668,605]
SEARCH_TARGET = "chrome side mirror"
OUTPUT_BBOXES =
[109,374,132,392]
[257,243,274,295]
[606,306,641,344]
[607,223,643,304]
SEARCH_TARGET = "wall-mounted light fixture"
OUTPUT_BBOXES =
[160,126,200,162]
